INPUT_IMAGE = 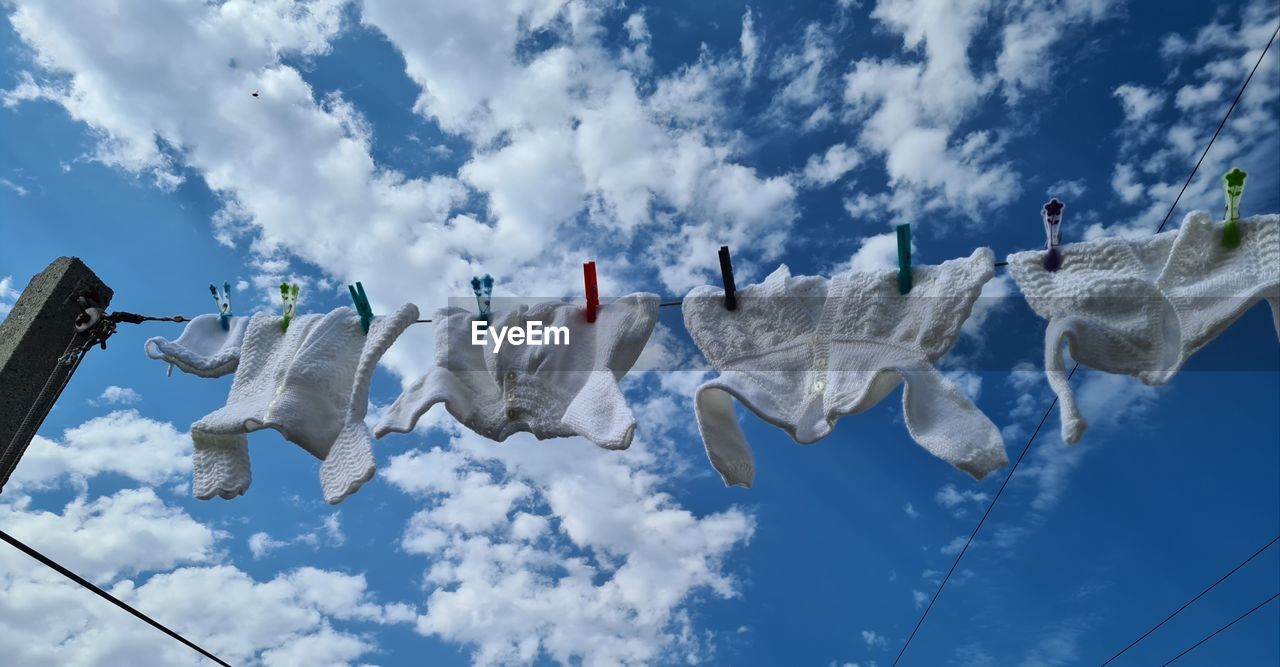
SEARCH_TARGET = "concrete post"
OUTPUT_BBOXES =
[0,257,113,493]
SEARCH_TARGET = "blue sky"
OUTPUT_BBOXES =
[1,0,1277,665]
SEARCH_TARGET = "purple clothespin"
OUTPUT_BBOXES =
[1042,198,1064,272]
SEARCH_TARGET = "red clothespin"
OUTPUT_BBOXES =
[584,261,599,323]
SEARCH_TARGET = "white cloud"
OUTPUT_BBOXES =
[249,531,290,559]
[1047,179,1087,200]
[995,0,1120,103]
[771,22,834,110]
[6,410,190,492]
[940,535,968,555]
[740,8,760,84]
[1112,83,1166,122]
[861,629,888,648]
[903,502,919,518]
[802,142,861,187]
[0,488,218,581]
[90,385,141,406]
[839,231,906,273]
[911,589,929,609]
[1092,0,1280,237]
[0,177,30,196]
[935,484,989,510]
[381,430,755,667]
[0,275,18,316]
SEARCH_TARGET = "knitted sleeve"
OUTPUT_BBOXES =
[144,314,248,378]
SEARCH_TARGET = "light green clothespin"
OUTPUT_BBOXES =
[1222,167,1247,249]
[280,283,300,332]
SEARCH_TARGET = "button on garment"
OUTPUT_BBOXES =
[683,248,1007,489]
[145,304,419,504]
[374,293,659,450]
[1008,212,1280,445]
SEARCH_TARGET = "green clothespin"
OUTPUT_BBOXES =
[209,281,231,331]
[347,281,373,334]
[280,283,300,332]
[896,223,912,294]
[1222,167,1247,249]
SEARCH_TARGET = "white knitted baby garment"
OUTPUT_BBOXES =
[1008,212,1279,445]
[144,313,248,377]
[683,248,1007,488]
[147,304,418,504]
[374,293,659,450]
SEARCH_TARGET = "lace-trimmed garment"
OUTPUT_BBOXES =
[1008,212,1279,444]
[683,248,1007,488]
[146,305,418,504]
[374,294,659,450]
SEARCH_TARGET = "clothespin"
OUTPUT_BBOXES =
[1042,198,1065,272]
[209,281,231,330]
[280,283,300,332]
[718,246,738,311]
[895,224,912,294]
[347,281,373,334]
[1222,167,1247,249]
[471,274,494,328]
[583,261,599,323]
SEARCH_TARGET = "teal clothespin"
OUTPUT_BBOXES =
[471,274,494,328]
[895,224,912,294]
[209,281,231,331]
[280,283,300,332]
[347,281,373,334]
[1222,167,1247,249]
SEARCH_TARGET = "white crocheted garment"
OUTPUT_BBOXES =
[1008,212,1279,445]
[144,313,248,377]
[683,248,1007,488]
[147,305,418,504]
[374,294,658,450]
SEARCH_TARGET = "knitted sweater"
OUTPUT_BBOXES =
[374,294,659,450]
[1008,212,1279,444]
[683,248,1007,488]
[146,305,418,504]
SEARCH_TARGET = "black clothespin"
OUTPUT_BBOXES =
[718,246,738,310]
[896,224,912,294]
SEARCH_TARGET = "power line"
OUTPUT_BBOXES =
[1100,534,1279,665]
[891,365,1077,667]
[0,528,232,667]
[891,21,1279,665]
[1162,592,1280,665]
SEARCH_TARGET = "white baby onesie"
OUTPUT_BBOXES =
[1008,211,1279,444]
[146,304,418,504]
[683,248,1007,488]
[374,294,659,450]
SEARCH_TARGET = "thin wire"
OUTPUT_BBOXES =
[1100,534,1279,665]
[890,365,1078,667]
[1155,22,1278,234]
[892,24,1278,665]
[1162,592,1279,665]
[0,528,232,666]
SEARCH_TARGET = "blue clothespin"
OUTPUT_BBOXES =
[1042,198,1065,272]
[471,274,493,328]
[209,281,231,330]
[347,281,373,334]
[895,224,912,294]
[280,283,300,332]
